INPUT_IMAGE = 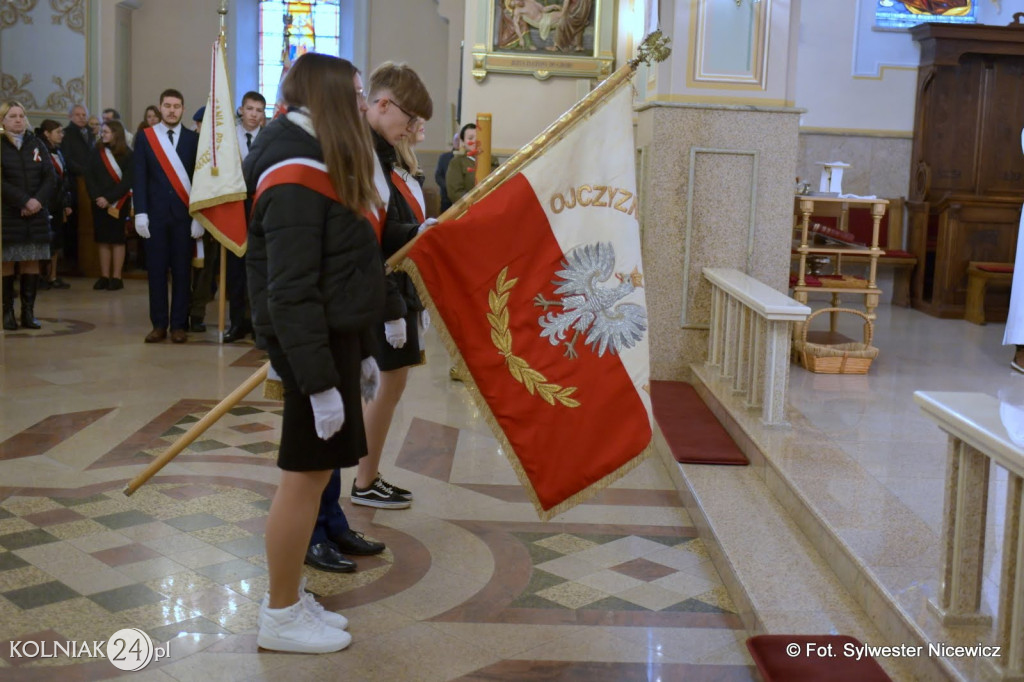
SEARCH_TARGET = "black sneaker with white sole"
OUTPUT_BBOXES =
[351,477,411,509]
[375,474,412,501]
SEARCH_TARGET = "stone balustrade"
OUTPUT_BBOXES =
[703,268,810,426]
[915,390,1024,682]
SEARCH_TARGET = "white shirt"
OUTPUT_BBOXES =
[155,121,183,149]
[237,123,260,159]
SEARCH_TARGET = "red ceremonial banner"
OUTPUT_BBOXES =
[406,173,651,516]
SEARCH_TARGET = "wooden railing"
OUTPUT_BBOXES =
[703,268,810,426]
[915,391,1024,681]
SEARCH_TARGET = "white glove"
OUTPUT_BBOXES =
[417,218,438,234]
[384,318,407,348]
[190,219,204,239]
[266,364,281,382]
[135,213,150,239]
[360,356,380,402]
[309,388,345,440]
[420,309,430,332]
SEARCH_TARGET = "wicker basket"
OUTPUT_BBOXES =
[794,307,879,374]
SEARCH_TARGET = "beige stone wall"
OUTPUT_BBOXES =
[637,103,802,381]
[129,0,222,127]
[796,133,912,201]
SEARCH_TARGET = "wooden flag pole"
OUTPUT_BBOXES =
[123,363,269,496]
[386,30,670,271]
[474,113,492,186]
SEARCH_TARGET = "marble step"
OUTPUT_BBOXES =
[684,363,1010,682]
[652,367,986,682]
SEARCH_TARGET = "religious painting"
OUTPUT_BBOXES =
[874,0,977,31]
[472,0,614,81]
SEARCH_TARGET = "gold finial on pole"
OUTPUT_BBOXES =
[218,0,228,41]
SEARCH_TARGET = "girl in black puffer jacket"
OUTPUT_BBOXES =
[1,101,54,330]
[243,54,385,655]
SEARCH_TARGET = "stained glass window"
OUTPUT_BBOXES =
[259,0,341,113]
[874,0,977,31]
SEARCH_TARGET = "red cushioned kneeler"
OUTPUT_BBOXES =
[747,635,892,682]
[650,381,748,466]
[976,264,1014,273]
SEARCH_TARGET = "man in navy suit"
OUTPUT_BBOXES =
[133,88,202,344]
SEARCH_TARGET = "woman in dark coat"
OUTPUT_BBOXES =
[85,119,132,290]
[244,53,385,654]
[36,119,74,289]
[1,101,54,330]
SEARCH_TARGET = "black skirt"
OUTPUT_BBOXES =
[92,202,129,245]
[265,331,368,472]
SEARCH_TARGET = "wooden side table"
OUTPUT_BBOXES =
[792,196,888,335]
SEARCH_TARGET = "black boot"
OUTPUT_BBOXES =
[19,274,41,329]
[2,275,16,331]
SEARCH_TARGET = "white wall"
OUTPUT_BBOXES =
[795,0,1016,133]
[366,0,454,154]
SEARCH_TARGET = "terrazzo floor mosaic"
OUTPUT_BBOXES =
[0,279,757,681]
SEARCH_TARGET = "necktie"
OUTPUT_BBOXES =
[167,129,175,145]
[246,132,252,150]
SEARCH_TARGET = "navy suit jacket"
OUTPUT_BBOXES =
[133,125,198,225]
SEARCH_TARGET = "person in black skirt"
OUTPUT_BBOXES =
[35,120,73,290]
[351,61,434,509]
[85,119,132,290]
[244,53,386,654]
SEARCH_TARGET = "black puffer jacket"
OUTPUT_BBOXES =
[42,144,73,227]
[1,131,55,247]
[373,131,423,321]
[244,113,386,396]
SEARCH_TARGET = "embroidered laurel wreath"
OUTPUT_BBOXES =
[488,267,580,408]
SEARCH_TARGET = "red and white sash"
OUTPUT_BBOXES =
[51,151,64,177]
[254,158,384,241]
[143,126,191,206]
[100,147,132,213]
[390,168,425,224]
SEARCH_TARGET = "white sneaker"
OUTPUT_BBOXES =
[297,577,348,630]
[260,578,349,631]
[257,599,351,653]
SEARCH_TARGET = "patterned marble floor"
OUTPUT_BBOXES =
[0,279,756,681]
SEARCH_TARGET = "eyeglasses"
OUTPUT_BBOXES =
[374,98,420,132]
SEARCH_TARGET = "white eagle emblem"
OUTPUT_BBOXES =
[534,242,647,359]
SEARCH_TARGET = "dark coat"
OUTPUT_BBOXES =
[132,125,198,226]
[435,150,454,212]
[85,146,134,205]
[1,131,55,247]
[244,114,386,396]
[373,131,423,321]
[42,144,73,227]
[60,122,94,176]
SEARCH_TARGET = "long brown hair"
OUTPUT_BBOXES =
[101,119,130,157]
[279,53,379,212]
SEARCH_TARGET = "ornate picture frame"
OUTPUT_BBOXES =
[471,0,615,82]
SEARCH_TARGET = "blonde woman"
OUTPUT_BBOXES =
[1,101,54,330]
